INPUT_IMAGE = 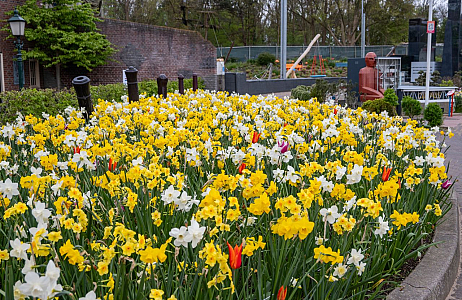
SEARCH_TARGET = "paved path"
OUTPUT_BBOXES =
[441,114,462,300]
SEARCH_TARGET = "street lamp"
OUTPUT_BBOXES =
[8,8,26,90]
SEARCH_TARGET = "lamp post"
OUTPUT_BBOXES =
[8,9,26,90]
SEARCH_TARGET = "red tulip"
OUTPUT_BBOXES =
[109,158,118,171]
[382,166,392,182]
[252,132,261,143]
[334,108,338,115]
[277,286,287,300]
[238,163,246,174]
[227,241,243,269]
[73,146,81,154]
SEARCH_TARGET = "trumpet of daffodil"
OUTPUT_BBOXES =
[247,192,271,215]
[139,238,172,264]
[149,289,164,300]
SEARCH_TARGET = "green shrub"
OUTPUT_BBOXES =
[0,78,205,124]
[383,88,398,106]
[309,79,334,103]
[455,95,462,113]
[91,83,125,102]
[440,79,454,87]
[0,88,78,124]
[291,85,311,101]
[401,96,422,119]
[291,79,339,103]
[362,99,396,116]
[424,103,443,127]
[257,52,276,66]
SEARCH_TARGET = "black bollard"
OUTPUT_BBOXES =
[125,66,139,103]
[157,74,168,99]
[72,76,93,121]
[192,73,198,92]
[178,74,184,95]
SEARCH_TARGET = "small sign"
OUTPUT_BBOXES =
[123,69,127,86]
[427,21,435,34]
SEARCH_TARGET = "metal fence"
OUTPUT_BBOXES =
[217,45,444,62]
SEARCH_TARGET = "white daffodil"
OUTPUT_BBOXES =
[79,291,101,300]
[10,238,30,260]
[30,166,42,177]
[320,205,341,224]
[333,263,348,278]
[374,216,390,238]
[187,218,206,248]
[32,202,52,224]
[161,185,181,204]
[356,262,366,276]
[169,226,193,248]
[0,178,19,199]
[347,248,364,266]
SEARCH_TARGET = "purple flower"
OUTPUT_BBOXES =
[278,140,289,154]
[442,180,452,189]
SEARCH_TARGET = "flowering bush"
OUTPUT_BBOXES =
[0,90,454,300]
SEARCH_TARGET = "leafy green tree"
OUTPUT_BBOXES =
[13,0,116,71]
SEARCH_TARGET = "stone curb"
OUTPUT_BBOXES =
[387,193,459,300]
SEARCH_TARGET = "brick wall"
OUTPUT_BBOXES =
[1,4,217,91]
[43,18,217,90]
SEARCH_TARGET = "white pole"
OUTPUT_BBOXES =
[361,0,365,57]
[280,0,287,79]
[424,0,433,107]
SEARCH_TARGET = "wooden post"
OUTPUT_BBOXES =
[72,76,93,121]
[125,66,139,103]
[157,74,168,98]
[178,74,184,94]
[192,73,198,91]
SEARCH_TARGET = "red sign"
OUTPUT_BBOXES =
[427,21,435,33]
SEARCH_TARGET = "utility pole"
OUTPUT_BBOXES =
[280,0,287,79]
[361,0,365,57]
[424,0,433,107]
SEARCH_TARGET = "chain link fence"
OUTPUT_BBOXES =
[217,45,444,62]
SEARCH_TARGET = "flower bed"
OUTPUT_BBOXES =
[0,90,454,300]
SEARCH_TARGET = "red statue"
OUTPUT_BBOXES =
[359,52,384,102]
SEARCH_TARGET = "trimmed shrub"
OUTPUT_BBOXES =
[383,88,398,106]
[424,103,443,127]
[362,99,396,116]
[257,52,276,66]
[455,95,462,113]
[0,88,77,124]
[291,85,311,101]
[402,96,422,119]
[0,78,205,125]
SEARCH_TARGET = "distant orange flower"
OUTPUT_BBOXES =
[382,166,392,182]
[277,286,287,300]
[227,241,242,269]
[252,132,261,144]
[238,163,246,174]
[109,158,118,171]
[74,146,80,154]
